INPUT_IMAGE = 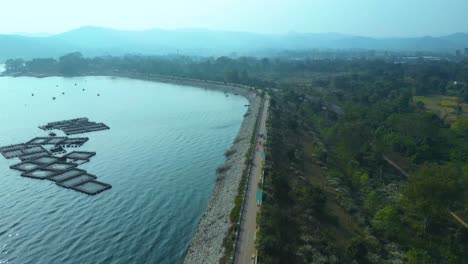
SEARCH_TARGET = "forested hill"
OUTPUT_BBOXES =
[1,27,468,61]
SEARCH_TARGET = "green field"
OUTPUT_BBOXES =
[413,95,468,123]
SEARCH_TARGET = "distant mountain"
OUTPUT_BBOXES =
[1,27,468,61]
[0,34,76,61]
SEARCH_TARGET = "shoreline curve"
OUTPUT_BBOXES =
[3,72,262,264]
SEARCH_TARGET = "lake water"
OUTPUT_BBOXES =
[0,76,247,264]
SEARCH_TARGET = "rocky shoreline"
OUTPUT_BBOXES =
[132,75,262,263]
[2,72,262,263]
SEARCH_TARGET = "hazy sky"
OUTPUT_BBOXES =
[1,0,467,37]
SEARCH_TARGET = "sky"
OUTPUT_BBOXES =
[1,0,467,37]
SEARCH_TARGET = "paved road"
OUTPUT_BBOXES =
[235,94,269,264]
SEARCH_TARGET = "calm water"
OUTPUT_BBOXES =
[0,76,247,264]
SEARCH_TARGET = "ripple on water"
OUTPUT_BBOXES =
[0,76,247,264]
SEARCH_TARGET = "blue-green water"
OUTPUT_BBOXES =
[0,76,247,264]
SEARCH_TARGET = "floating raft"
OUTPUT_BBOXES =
[58,151,96,165]
[39,117,110,135]
[2,137,111,195]
[72,180,111,195]
[7,154,112,195]
[0,144,50,160]
[63,151,96,160]
[26,137,89,148]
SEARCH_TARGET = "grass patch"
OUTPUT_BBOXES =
[413,95,468,123]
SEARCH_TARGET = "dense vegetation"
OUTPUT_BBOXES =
[4,53,468,263]
[258,60,468,263]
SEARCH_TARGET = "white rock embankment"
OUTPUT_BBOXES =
[182,88,261,264]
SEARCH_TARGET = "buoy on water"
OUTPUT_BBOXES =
[62,92,65,95]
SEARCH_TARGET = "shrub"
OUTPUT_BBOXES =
[216,164,231,174]
[225,148,237,157]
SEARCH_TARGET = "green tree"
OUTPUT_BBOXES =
[25,58,58,74]
[398,89,413,112]
[406,248,432,264]
[59,52,87,76]
[4,58,25,73]
[346,237,368,262]
[371,205,400,237]
[451,118,468,137]
[364,191,382,215]
[360,172,370,193]
[402,164,464,231]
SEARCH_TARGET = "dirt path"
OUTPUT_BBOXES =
[382,155,409,177]
[450,211,468,228]
[235,95,269,264]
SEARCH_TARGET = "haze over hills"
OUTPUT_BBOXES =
[1,26,468,61]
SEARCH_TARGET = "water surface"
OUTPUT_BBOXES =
[0,76,247,264]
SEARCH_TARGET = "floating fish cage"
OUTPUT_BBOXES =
[63,151,96,160]
[19,152,50,161]
[10,161,43,172]
[10,155,113,195]
[72,180,112,195]
[57,173,97,188]
[0,144,50,160]
[39,117,110,135]
[43,162,77,172]
[31,156,60,166]
[22,168,58,179]
[27,137,67,145]
[0,118,112,196]
[48,168,87,182]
